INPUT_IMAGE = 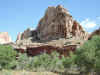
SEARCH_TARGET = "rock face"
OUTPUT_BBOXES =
[15,5,89,57]
[36,5,88,41]
[17,28,34,41]
[16,32,22,41]
[16,28,39,45]
[15,45,77,57]
[0,32,12,44]
[26,45,76,57]
[16,5,88,46]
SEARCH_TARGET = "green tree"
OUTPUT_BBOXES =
[31,51,64,72]
[0,45,17,69]
[62,52,77,74]
[15,51,64,72]
[76,36,100,74]
[16,53,31,70]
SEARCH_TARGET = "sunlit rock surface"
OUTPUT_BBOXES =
[0,32,12,44]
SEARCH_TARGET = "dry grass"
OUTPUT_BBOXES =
[0,70,58,75]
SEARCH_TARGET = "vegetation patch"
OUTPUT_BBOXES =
[0,36,100,75]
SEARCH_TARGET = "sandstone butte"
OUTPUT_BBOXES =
[14,5,89,56]
[16,5,88,45]
[0,32,12,44]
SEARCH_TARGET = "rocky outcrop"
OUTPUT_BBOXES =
[16,28,39,45]
[26,45,76,57]
[17,28,34,40]
[15,45,76,57]
[15,5,89,57]
[0,32,12,44]
[88,28,100,40]
[16,5,89,52]
[16,32,22,41]
[36,5,88,41]
[16,5,88,44]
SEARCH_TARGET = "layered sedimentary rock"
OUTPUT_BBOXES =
[36,5,88,41]
[15,45,76,57]
[16,28,38,45]
[15,5,89,57]
[0,32,12,44]
[16,5,88,44]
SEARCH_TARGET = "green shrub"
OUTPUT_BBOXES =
[0,45,17,69]
[34,52,64,72]
[16,53,32,70]
[1,70,13,75]
[62,52,77,68]
[76,36,100,74]
[31,51,77,73]
[15,52,64,72]
[31,52,64,72]
[61,52,78,74]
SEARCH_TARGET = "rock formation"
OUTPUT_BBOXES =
[15,45,77,57]
[16,5,89,49]
[0,32,12,44]
[16,32,22,41]
[36,5,88,41]
[16,28,34,40]
[16,5,88,44]
[15,5,89,57]
[16,28,39,45]
[26,45,76,57]
[88,28,100,40]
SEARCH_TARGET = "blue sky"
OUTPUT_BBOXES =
[0,0,100,41]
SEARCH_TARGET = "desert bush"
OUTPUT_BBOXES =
[30,51,64,72]
[61,52,78,75]
[0,45,17,69]
[15,51,65,72]
[31,51,78,74]
[16,53,33,70]
[62,52,77,68]
[76,36,100,74]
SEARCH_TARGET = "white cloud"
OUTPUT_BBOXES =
[96,16,100,20]
[80,18,97,29]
